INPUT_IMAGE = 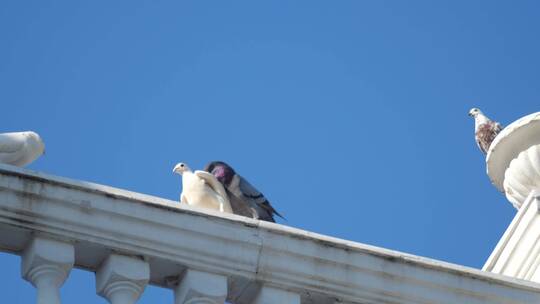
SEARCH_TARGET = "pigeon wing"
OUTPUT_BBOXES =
[476,122,503,155]
[475,128,487,155]
[476,125,490,155]
[226,189,258,218]
[237,175,284,222]
[194,170,229,199]
[495,122,503,133]
[0,133,26,154]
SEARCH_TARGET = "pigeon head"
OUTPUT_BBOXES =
[172,162,191,175]
[468,108,482,118]
[204,161,235,185]
[24,131,45,156]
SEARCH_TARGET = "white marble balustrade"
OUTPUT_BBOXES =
[1,164,540,304]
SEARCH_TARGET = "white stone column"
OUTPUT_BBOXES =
[174,269,227,304]
[96,254,150,304]
[254,285,301,304]
[21,237,75,304]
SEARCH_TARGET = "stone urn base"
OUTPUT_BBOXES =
[487,112,540,209]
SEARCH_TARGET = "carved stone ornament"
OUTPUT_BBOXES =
[487,112,540,208]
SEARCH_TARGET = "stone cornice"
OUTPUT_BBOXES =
[1,164,539,303]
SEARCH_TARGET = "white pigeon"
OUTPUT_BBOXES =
[468,108,503,155]
[0,131,45,167]
[173,162,233,213]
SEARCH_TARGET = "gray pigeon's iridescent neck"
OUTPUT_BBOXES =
[212,164,234,186]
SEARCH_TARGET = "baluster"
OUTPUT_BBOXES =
[96,254,150,304]
[21,237,75,304]
[254,285,301,304]
[174,269,227,304]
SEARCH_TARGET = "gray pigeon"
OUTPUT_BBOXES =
[204,161,283,222]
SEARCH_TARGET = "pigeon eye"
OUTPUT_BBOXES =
[180,164,184,167]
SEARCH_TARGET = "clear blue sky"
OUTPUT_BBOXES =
[2,1,539,303]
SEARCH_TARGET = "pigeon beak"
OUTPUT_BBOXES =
[173,165,183,174]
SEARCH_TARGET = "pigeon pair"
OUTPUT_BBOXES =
[0,131,45,167]
[173,161,282,222]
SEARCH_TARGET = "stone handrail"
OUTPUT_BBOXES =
[1,164,540,303]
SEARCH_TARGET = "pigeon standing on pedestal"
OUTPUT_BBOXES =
[468,108,503,155]
[204,161,283,222]
[0,131,45,167]
[173,162,233,213]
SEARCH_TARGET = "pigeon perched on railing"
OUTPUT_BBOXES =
[0,131,45,167]
[173,162,233,213]
[468,108,503,155]
[204,161,283,222]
